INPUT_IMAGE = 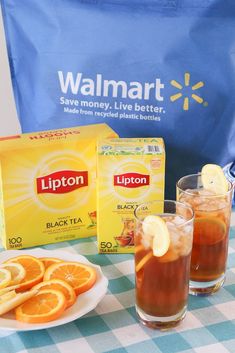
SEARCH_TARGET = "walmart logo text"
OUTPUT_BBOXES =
[58,71,206,110]
[58,72,164,101]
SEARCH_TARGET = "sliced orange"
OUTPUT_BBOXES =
[43,262,97,295]
[15,289,66,323]
[33,279,76,308]
[39,257,62,270]
[194,217,226,245]
[4,255,45,292]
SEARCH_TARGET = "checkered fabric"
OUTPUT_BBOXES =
[0,213,234,353]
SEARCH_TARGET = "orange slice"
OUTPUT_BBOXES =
[39,257,62,270]
[43,262,97,295]
[194,217,226,245]
[15,289,66,323]
[201,164,228,194]
[33,279,76,308]
[4,255,45,292]
[0,268,11,289]
[0,263,26,285]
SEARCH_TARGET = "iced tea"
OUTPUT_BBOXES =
[177,174,233,295]
[134,201,194,329]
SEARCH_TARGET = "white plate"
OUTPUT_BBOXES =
[0,248,108,331]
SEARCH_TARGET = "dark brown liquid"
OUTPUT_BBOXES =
[178,191,231,283]
[190,226,229,282]
[135,248,191,317]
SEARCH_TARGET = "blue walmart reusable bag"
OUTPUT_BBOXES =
[1,0,235,197]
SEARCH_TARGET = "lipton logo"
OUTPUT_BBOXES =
[37,170,88,194]
[114,173,150,188]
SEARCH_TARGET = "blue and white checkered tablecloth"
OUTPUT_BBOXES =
[0,214,234,353]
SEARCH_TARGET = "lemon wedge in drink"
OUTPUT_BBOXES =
[201,164,228,194]
[142,215,170,257]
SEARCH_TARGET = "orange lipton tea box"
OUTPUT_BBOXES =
[0,123,118,249]
[97,138,165,253]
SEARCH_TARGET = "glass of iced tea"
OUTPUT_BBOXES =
[134,200,194,329]
[177,169,233,296]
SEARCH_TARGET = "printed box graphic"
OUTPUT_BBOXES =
[0,123,118,249]
[97,138,165,253]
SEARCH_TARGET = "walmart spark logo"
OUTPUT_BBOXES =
[170,73,206,111]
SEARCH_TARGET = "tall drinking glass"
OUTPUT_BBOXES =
[177,174,233,295]
[134,200,194,329]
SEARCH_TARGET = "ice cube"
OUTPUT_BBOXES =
[141,233,152,249]
[172,215,185,226]
[192,197,203,206]
[204,201,219,211]
[170,231,181,246]
[166,221,175,228]
[218,201,228,210]
[198,189,215,196]
[183,225,193,234]
[178,236,192,256]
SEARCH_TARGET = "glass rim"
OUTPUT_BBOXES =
[134,199,194,228]
[176,173,234,198]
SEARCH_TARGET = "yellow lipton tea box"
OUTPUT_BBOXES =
[0,123,118,249]
[97,138,165,253]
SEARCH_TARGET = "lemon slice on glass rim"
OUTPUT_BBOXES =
[201,164,228,194]
[142,215,170,257]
